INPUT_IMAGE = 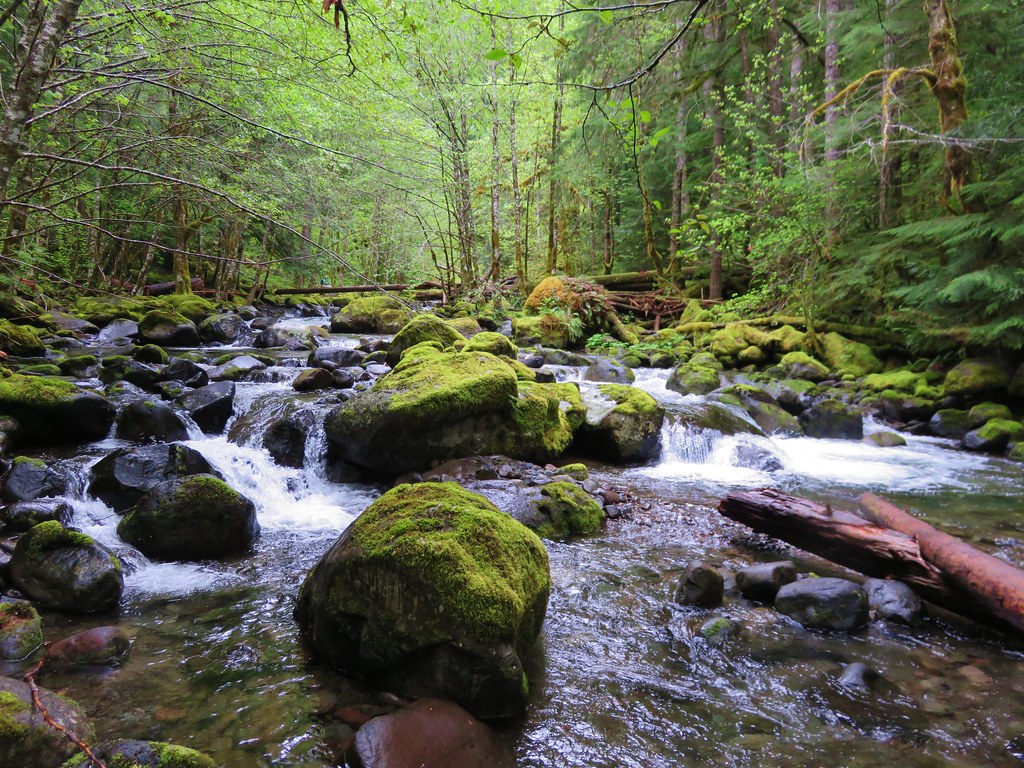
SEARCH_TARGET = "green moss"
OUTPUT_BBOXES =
[73,297,146,325]
[536,481,604,537]
[160,295,216,323]
[558,463,589,481]
[133,344,168,365]
[596,383,660,418]
[777,351,830,380]
[152,742,217,768]
[350,482,549,653]
[974,418,1024,443]
[22,520,96,558]
[0,374,78,412]
[504,358,538,382]
[1008,443,1024,462]
[18,364,62,376]
[0,690,30,739]
[0,319,45,356]
[819,332,883,378]
[447,316,482,336]
[945,358,1012,397]
[386,314,464,366]
[512,314,569,349]
[463,331,518,359]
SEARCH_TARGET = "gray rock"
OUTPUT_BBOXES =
[0,499,73,533]
[1,457,69,502]
[799,399,863,440]
[178,381,235,433]
[674,562,725,608]
[292,368,335,391]
[208,354,266,382]
[308,346,367,369]
[736,560,797,602]
[115,398,189,442]
[583,358,636,384]
[97,318,138,343]
[863,578,924,624]
[88,442,217,513]
[774,577,868,631]
[0,676,94,766]
[198,312,249,344]
[929,409,972,439]
[160,357,209,388]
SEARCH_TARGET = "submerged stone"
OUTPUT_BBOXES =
[775,577,867,631]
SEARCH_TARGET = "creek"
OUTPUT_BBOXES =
[18,315,1024,767]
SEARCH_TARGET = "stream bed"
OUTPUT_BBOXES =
[16,323,1024,767]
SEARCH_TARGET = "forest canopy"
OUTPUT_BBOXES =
[1,0,1021,354]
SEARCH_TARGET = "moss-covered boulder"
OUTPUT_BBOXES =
[862,369,943,400]
[708,323,773,366]
[818,332,883,378]
[0,319,45,356]
[665,354,722,396]
[0,600,43,660]
[330,295,412,333]
[576,383,664,462]
[137,310,200,347]
[516,481,605,538]
[386,313,465,367]
[324,349,583,475]
[160,294,217,324]
[255,324,323,351]
[865,431,907,448]
[117,474,259,560]
[463,331,517,359]
[511,314,570,349]
[62,740,216,768]
[1,455,69,502]
[944,358,1012,398]
[88,443,216,513]
[798,399,863,440]
[962,418,1024,453]
[967,402,1012,428]
[198,312,249,344]
[774,351,830,382]
[583,358,635,384]
[768,324,806,355]
[9,521,123,612]
[929,408,972,439]
[722,385,802,436]
[0,499,73,532]
[1,676,93,767]
[295,482,550,718]
[0,375,115,445]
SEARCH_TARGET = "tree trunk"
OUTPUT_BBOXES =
[668,35,691,262]
[509,52,524,286]
[766,0,785,176]
[603,190,614,275]
[719,488,1024,635]
[488,23,502,281]
[824,0,841,163]
[704,2,725,301]
[545,88,563,276]
[879,0,904,228]
[925,0,972,206]
[172,193,192,295]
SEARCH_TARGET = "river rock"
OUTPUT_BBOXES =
[292,368,334,391]
[583,358,636,384]
[116,474,259,561]
[115,398,189,442]
[719,435,785,472]
[177,381,235,433]
[838,662,882,690]
[463,331,517,359]
[88,442,217,513]
[99,356,163,389]
[944,358,1012,398]
[799,399,863,440]
[774,577,868,631]
[1,456,69,502]
[97,318,138,343]
[45,310,99,336]
[349,698,515,768]
[323,348,584,476]
[330,295,412,334]
[497,480,605,538]
[0,676,94,767]
[929,408,972,439]
[0,599,43,660]
[137,309,200,347]
[575,383,664,463]
[62,739,216,768]
[385,313,464,367]
[735,560,797,602]
[207,354,266,382]
[255,324,321,351]
[962,418,1024,453]
[295,482,550,718]
[673,561,725,607]
[0,375,115,446]
[819,332,883,378]
[198,312,249,344]
[0,499,73,533]
[863,578,924,624]
[864,430,906,447]
[666,357,721,396]
[9,521,123,613]
[159,357,209,388]
[726,386,802,436]
[44,626,131,669]
[308,346,367,369]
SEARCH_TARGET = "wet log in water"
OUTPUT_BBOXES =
[718,488,1024,635]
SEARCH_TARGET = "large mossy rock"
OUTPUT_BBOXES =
[88,442,217,512]
[0,375,115,445]
[0,500,73,533]
[255,324,323,351]
[576,383,664,462]
[0,319,45,356]
[511,314,570,349]
[137,310,200,347]
[386,314,465,367]
[116,474,259,560]
[944,358,1012,398]
[0,676,94,768]
[722,385,802,436]
[330,295,412,333]
[505,481,605,539]
[666,354,722,396]
[324,349,583,475]
[818,332,883,378]
[9,521,123,612]
[463,331,517,359]
[61,740,216,768]
[962,418,1024,453]
[798,399,863,440]
[294,482,550,718]
[0,600,43,660]
[774,351,830,382]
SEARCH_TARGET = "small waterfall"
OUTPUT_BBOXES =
[660,417,719,464]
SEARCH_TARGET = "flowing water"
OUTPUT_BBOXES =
[18,329,1024,767]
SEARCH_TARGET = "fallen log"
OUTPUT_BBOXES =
[271,281,444,296]
[860,493,1024,635]
[144,277,203,296]
[718,488,1024,634]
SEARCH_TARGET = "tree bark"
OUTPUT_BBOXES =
[719,488,1024,635]
[824,0,841,163]
[879,0,904,228]
[704,1,725,300]
[508,50,524,285]
[488,23,502,282]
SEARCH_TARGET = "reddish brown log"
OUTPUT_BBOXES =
[270,281,443,296]
[719,488,1024,635]
[860,493,1024,634]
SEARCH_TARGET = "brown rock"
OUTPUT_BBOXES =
[350,698,514,768]
[292,368,335,391]
[44,626,131,669]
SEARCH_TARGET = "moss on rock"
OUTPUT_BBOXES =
[511,314,569,349]
[330,295,412,333]
[386,313,465,367]
[944,358,1013,398]
[294,481,550,718]
[818,332,883,378]
[463,331,518,359]
[534,481,604,538]
[0,320,45,356]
